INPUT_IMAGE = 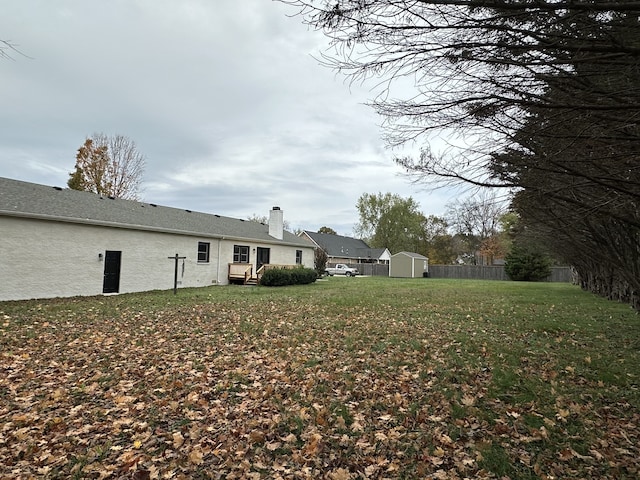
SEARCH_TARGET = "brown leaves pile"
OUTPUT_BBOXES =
[0,294,638,479]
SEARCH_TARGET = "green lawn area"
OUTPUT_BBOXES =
[1,277,638,479]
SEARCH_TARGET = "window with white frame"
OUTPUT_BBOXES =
[295,249,302,265]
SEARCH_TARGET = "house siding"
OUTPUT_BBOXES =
[1,177,315,301]
[2,217,315,301]
[1,216,227,301]
[218,241,314,276]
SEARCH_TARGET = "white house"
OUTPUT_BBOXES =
[0,177,315,301]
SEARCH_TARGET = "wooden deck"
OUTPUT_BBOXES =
[228,263,299,285]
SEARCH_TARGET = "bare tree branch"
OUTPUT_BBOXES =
[68,133,146,200]
[1,39,31,60]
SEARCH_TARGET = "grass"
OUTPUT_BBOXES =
[1,277,638,479]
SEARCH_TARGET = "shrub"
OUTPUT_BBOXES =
[504,245,552,281]
[314,248,328,276]
[290,268,317,285]
[260,268,290,286]
[261,267,317,287]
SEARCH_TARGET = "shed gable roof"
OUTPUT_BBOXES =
[0,177,311,247]
[391,251,428,259]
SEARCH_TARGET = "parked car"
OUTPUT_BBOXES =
[324,264,359,276]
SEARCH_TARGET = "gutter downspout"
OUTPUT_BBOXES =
[217,237,224,285]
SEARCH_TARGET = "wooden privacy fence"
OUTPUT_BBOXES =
[340,263,390,276]
[427,265,573,282]
[341,263,572,282]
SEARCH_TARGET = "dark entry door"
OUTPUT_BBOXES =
[256,247,270,270]
[103,250,122,293]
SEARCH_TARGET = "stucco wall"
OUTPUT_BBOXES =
[1,216,315,301]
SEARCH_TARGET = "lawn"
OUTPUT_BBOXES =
[1,277,638,479]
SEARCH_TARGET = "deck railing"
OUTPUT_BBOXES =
[228,263,253,284]
[229,263,300,284]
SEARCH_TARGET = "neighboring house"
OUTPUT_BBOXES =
[300,230,391,265]
[389,251,429,278]
[0,177,314,301]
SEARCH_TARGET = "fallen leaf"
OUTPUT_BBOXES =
[188,447,204,465]
[249,430,266,444]
[172,432,184,449]
[328,467,351,480]
[461,394,476,406]
[304,432,323,456]
[558,448,574,461]
[266,441,281,451]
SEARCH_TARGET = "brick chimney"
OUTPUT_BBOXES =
[269,206,284,240]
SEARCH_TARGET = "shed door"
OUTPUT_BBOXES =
[103,250,122,293]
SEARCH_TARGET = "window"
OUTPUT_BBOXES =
[197,242,210,263]
[233,245,249,263]
[295,249,303,265]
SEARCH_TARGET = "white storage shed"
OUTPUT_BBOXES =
[389,251,429,278]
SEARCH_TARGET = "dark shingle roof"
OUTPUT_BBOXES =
[303,230,385,259]
[362,248,389,259]
[0,177,311,246]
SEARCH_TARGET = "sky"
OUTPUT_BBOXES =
[0,0,455,236]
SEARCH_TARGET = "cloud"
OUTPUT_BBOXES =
[0,0,455,236]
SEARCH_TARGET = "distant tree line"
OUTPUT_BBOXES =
[282,1,640,309]
[355,191,520,267]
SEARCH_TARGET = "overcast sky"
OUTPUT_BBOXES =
[1,0,455,235]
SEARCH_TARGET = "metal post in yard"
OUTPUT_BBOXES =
[168,253,187,294]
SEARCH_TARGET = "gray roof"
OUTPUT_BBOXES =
[303,230,385,260]
[365,248,389,258]
[0,177,312,247]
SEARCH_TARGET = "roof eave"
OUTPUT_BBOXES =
[1,210,313,247]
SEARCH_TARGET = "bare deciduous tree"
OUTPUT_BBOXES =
[280,1,640,188]
[446,191,505,241]
[68,133,146,200]
[445,191,506,264]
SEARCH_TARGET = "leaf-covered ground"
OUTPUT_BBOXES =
[1,278,639,479]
